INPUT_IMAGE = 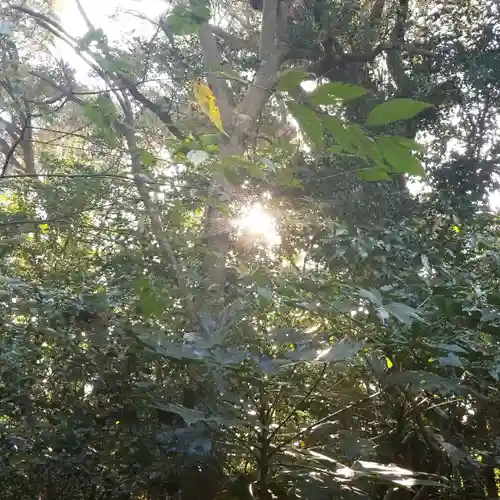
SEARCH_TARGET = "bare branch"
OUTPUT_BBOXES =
[0,134,24,175]
[20,110,36,174]
[120,96,196,324]
[386,0,411,91]
[260,0,279,60]
[119,75,185,140]
[0,116,20,138]
[74,0,94,30]
[209,25,256,51]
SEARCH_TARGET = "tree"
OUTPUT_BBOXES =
[1,0,500,499]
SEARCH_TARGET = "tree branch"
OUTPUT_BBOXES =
[120,97,196,324]
[209,25,256,51]
[260,0,279,60]
[386,0,411,91]
[119,75,185,140]
[0,136,23,175]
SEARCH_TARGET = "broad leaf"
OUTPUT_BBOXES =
[377,136,425,176]
[366,98,433,126]
[322,116,355,151]
[384,302,421,324]
[166,5,209,35]
[359,287,383,305]
[315,341,364,362]
[287,102,323,147]
[278,70,310,91]
[358,166,391,181]
[393,136,426,153]
[309,82,368,104]
[192,79,225,134]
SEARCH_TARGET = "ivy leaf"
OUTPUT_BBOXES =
[377,136,425,176]
[287,102,323,148]
[278,70,309,91]
[309,82,368,104]
[358,166,391,181]
[366,98,433,127]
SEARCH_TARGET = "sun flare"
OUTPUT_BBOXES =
[233,203,281,247]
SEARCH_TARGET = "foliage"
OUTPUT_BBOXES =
[0,0,500,499]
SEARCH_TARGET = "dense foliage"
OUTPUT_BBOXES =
[1,0,500,499]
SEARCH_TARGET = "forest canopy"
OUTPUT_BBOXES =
[1,0,500,499]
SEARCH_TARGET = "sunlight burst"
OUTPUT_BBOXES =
[233,203,281,247]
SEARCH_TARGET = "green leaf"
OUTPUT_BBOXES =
[322,116,355,151]
[349,126,384,163]
[278,70,310,91]
[166,5,208,35]
[393,136,426,153]
[309,82,368,104]
[359,287,383,305]
[376,136,425,176]
[79,28,105,49]
[366,98,433,127]
[358,166,390,181]
[285,340,364,363]
[83,100,118,148]
[150,403,213,426]
[384,302,421,324]
[315,341,365,362]
[287,102,323,148]
[139,149,156,167]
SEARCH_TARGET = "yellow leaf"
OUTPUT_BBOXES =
[192,78,226,135]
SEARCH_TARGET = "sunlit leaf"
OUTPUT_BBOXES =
[366,98,433,127]
[278,70,310,91]
[358,166,390,181]
[322,116,356,152]
[192,79,226,134]
[315,341,364,362]
[359,287,383,305]
[309,82,368,104]
[287,102,323,147]
[166,4,209,35]
[384,302,421,324]
[376,136,425,176]
[187,150,210,166]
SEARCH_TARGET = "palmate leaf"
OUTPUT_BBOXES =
[284,340,364,363]
[151,402,242,426]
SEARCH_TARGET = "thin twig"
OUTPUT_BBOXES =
[1,118,28,177]
[268,363,327,441]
